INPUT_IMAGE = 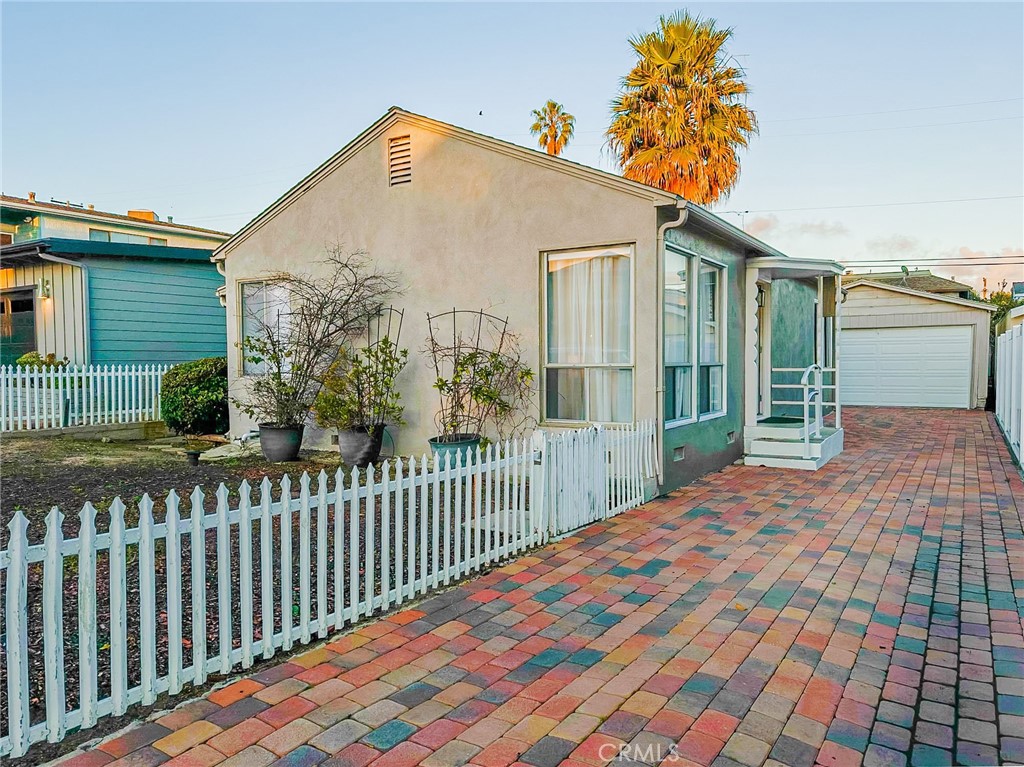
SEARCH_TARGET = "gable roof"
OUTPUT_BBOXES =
[844,270,973,295]
[844,278,996,312]
[213,107,682,260]
[1,194,230,238]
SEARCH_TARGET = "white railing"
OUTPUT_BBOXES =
[0,422,657,757]
[769,365,831,458]
[0,364,168,432]
[995,324,1023,463]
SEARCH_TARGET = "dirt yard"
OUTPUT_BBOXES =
[0,434,345,541]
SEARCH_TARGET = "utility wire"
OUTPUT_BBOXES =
[721,195,1023,214]
[762,97,1023,123]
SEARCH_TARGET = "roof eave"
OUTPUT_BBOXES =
[213,107,680,261]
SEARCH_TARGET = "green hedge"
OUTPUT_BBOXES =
[161,357,229,435]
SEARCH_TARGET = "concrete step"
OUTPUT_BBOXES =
[746,420,811,441]
[749,428,843,458]
[744,429,844,471]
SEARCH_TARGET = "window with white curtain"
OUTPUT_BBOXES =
[664,247,691,422]
[698,262,724,415]
[240,280,290,375]
[544,245,633,423]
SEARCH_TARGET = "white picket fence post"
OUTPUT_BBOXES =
[0,421,657,758]
[0,363,168,431]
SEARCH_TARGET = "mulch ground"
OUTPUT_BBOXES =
[0,434,526,761]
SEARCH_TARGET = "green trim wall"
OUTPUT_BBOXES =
[661,224,748,491]
[770,279,818,418]
[86,256,226,364]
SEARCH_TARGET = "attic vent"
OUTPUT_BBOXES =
[388,136,412,186]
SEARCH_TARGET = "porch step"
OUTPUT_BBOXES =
[743,428,844,471]
[748,427,843,458]
[746,418,811,441]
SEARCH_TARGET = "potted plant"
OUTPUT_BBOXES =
[313,336,408,467]
[233,247,401,462]
[236,334,310,461]
[426,309,534,462]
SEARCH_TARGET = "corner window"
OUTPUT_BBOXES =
[544,245,633,423]
[663,248,727,424]
[239,280,290,375]
[664,248,691,422]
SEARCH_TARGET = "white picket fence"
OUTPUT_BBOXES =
[545,421,656,534]
[0,364,168,432]
[0,421,656,757]
[995,324,1023,463]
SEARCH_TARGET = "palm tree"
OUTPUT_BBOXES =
[530,100,576,156]
[606,11,758,204]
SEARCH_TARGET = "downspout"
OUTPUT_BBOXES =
[38,252,91,365]
[655,200,689,487]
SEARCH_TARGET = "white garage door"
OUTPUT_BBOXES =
[841,325,973,408]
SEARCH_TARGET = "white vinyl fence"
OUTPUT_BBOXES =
[995,324,1023,463]
[0,364,168,432]
[0,421,656,757]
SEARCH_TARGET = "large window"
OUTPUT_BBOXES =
[698,262,724,415]
[240,280,290,375]
[664,248,691,422]
[545,245,633,423]
[663,247,727,424]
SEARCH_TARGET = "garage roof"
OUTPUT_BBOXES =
[844,279,996,312]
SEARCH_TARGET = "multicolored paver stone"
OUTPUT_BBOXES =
[54,409,1024,767]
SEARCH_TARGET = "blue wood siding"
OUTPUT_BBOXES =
[86,257,226,364]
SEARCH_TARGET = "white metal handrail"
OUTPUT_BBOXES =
[800,364,824,457]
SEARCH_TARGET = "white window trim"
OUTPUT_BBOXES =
[664,248,728,428]
[237,278,290,376]
[541,243,636,426]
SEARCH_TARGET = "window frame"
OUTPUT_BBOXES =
[237,278,291,376]
[541,243,636,426]
[663,247,728,429]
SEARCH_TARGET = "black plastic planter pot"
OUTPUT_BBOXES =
[185,450,201,467]
[260,424,304,462]
[337,425,385,468]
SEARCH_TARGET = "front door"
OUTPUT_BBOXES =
[1,289,36,364]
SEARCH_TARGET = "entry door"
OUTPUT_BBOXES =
[1,289,36,364]
[840,325,973,408]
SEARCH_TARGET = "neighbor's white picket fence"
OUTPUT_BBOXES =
[0,364,168,432]
[0,420,656,757]
[995,324,1023,463]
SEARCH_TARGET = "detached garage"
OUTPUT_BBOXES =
[841,279,995,409]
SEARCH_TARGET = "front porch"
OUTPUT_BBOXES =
[743,257,846,470]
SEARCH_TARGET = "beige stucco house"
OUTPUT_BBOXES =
[840,277,995,409]
[213,108,845,492]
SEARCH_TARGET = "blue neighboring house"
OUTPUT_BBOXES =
[1,194,229,365]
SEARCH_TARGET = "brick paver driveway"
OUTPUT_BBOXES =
[68,408,1024,767]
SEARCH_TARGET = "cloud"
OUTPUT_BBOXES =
[865,235,921,255]
[743,215,847,239]
[796,221,849,237]
[745,215,778,236]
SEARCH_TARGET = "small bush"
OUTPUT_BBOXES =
[161,357,229,435]
[15,351,68,368]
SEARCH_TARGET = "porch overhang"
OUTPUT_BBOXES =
[746,256,845,280]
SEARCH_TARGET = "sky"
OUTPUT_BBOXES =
[2,1,1022,292]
